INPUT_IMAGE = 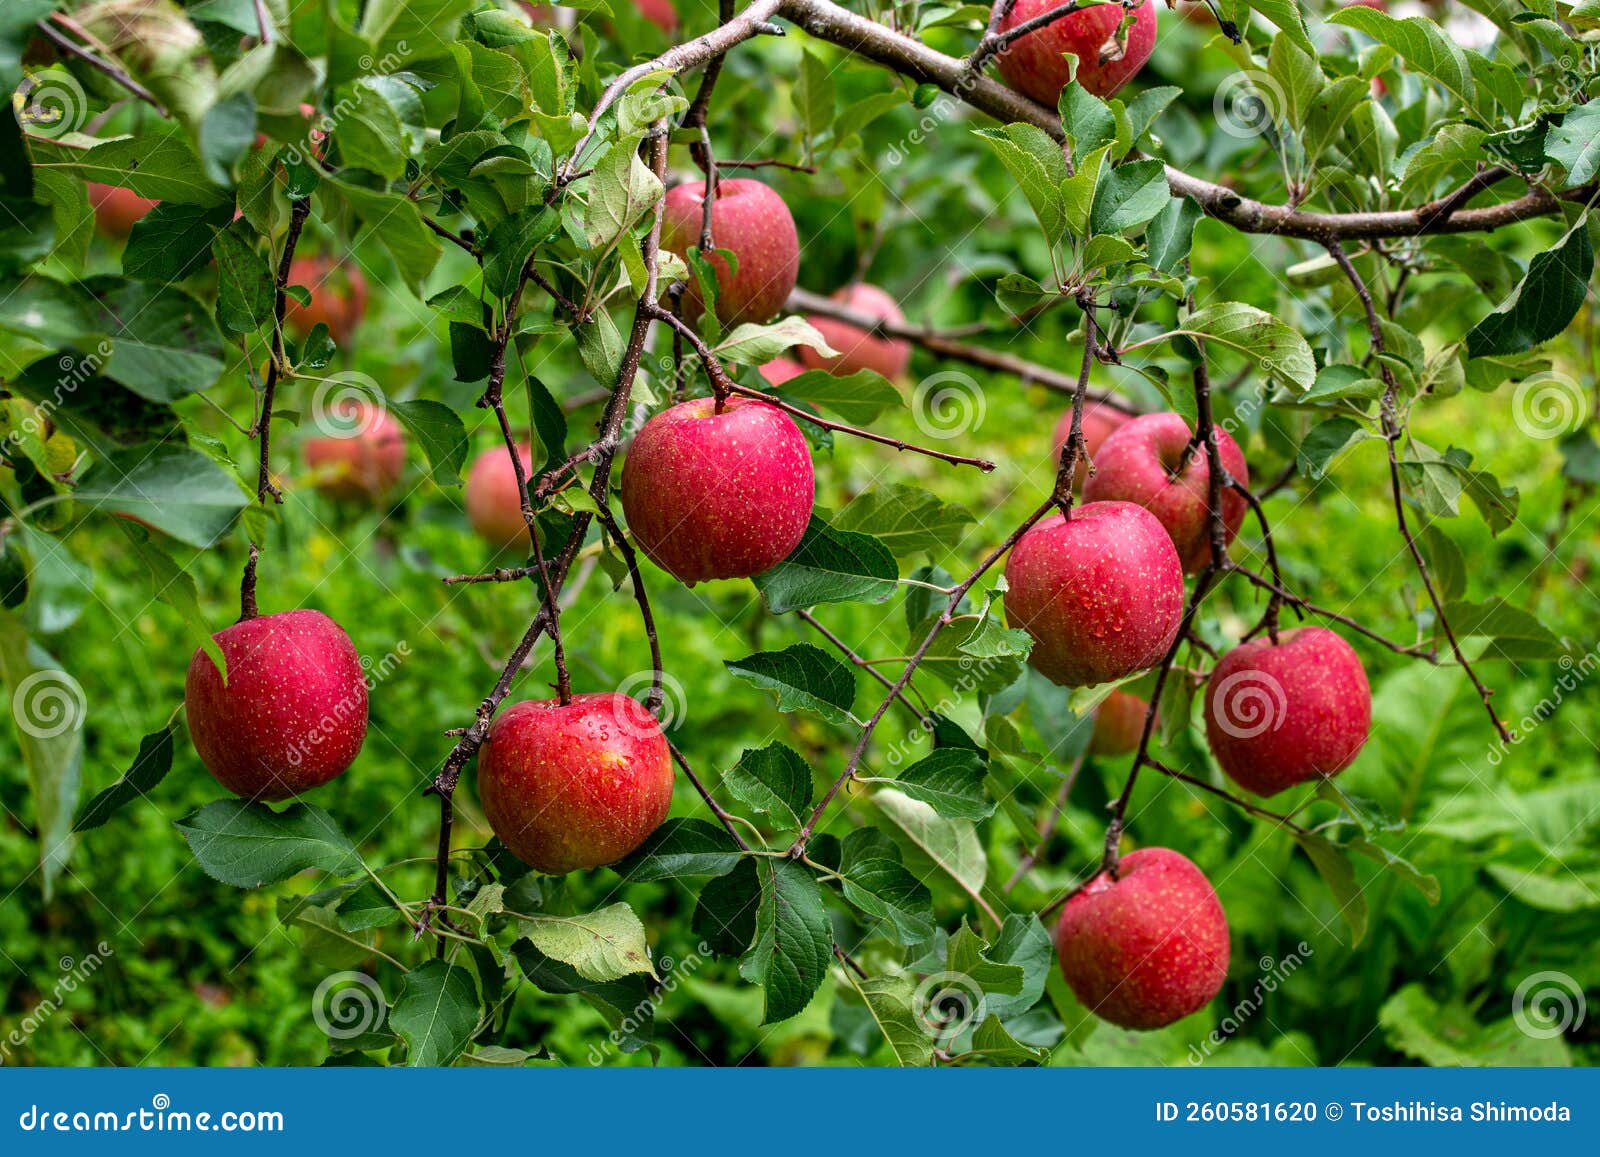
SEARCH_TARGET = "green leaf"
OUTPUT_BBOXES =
[693,857,760,956]
[123,203,231,283]
[739,857,832,1024]
[390,399,468,486]
[1171,302,1317,390]
[28,130,230,206]
[0,613,82,897]
[726,643,857,726]
[1238,0,1317,57]
[1327,8,1475,109]
[914,613,1030,693]
[1058,84,1116,163]
[1440,597,1564,661]
[1297,417,1372,479]
[517,902,656,982]
[752,514,897,613]
[614,817,743,881]
[840,971,934,1066]
[723,743,813,831]
[889,748,994,820]
[1545,104,1600,187]
[1295,831,1368,944]
[714,316,838,366]
[835,827,933,944]
[774,369,902,424]
[389,959,480,1067]
[212,224,276,336]
[582,140,663,251]
[1089,159,1169,236]
[329,179,444,289]
[175,800,361,888]
[835,483,976,558]
[483,206,561,298]
[118,521,225,672]
[976,125,1068,241]
[86,281,225,401]
[1465,222,1593,358]
[970,1015,1050,1063]
[873,789,988,907]
[74,443,247,548]
[797,46,837,149]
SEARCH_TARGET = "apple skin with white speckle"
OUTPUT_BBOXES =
[1055,846,1231,1030]
[661,178,799,328]
[1084,411,1250,573]
[476,693,675,874]
[184,610,368,801]
[1004,501,1185,687]
[621,397,814,584]
[994,0,1158,103]
[1204,626,1372,796]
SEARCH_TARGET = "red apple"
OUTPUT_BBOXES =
[466,442,535,552]
[1083,411,1249,574]
[1204,627,1372,797]
[303,399,407,502]
[88,182,159,239]
[993,0,1158,103]
[184,610,368,801]
[1053,399,1133,490]
[1055,847,1230,1030]
[621,397,814,583]
[633,0,678,31]
[1004,500,1184,687]
[759,356,805,387]
[798,283,912,381]
[476,692,675,873]
[661,178,799,328]
[1088,688,1149,757]
[284,256,369,345]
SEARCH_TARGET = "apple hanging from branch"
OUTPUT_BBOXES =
[661,178,800,328]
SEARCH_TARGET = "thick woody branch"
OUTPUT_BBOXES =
[775,0,1589,241]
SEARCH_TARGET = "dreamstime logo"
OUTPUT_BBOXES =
[13,70,89,139]
[281,43,410,168]
[1487,640,1599,766]
[0,943,113,1065]
[1511,372,1587,440]
[11,670,86,740]
[1213,71,1285,141]
[311,971,386,1040]
[1512,971,1586,1040]
[309,372,388,439]
[912,971,985,1047]
[611,670,687,738]
[912,371,985,441]
[285,641,409,767]
[1209,669,1287,739]
[1188,943,1312,1064]
[585,944,709,1064]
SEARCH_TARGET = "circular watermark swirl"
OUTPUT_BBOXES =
[11,670,86,739]
[1209,669,1287,740]
[309,372,388,439]
[912,371,986,441]
[311,971,387,1040]
[14,71,89,140]
[1512,971,1586,1040]
[1213,70,1285,141]
[611,670,687,738]
[1512,373,1587,440]
[912,970,986,1046]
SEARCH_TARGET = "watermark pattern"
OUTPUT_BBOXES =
[912,970,985,1047]
[1,944,113,1065]
[1487,640,1597,766]
[311,972,387,1041]
[11,670,87,740]
[285,641,409,768]
[1213,71,1286,141]
[585,943,709,1064]
[1188,943,1312,1064]
[13,70,89,140]
[309,371,388,439]
[1209,669,1287,740]
[281,44,410,168]
[911,371,985,441]
[1511,970,1586,1040]
[1511,372,1587,440]
[611,670,687,739]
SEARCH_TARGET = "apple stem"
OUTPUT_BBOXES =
[1051,299,1101,516]
[238,544,260,622]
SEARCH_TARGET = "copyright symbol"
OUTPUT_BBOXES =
[1324,1102,1343,1121]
